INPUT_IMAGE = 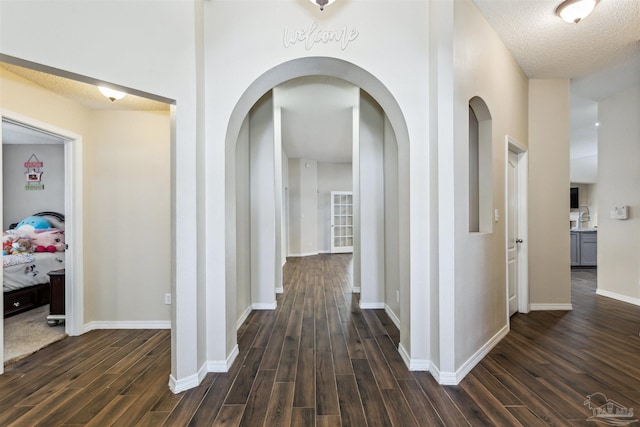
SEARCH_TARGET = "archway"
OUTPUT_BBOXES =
[223,57,412,361]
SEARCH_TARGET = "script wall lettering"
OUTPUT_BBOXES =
[283,21,359,50]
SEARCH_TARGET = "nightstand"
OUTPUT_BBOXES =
[47,268,65,326]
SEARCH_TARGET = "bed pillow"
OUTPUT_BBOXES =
[34,212,65,231]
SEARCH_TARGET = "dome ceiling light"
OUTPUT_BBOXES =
[98,86,127,102]
[309,0,337,11]
[556,0,599,24]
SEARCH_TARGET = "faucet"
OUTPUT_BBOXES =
[578,205,591,229]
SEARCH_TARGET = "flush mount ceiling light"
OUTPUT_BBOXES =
[309,0,337,11]
[556,0,599,24]
[98,86,127,102]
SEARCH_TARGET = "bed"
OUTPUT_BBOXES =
[3,212,65,318]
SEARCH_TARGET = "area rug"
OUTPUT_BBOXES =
[4,305,66,365]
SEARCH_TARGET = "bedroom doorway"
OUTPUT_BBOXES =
[1,115,83,372]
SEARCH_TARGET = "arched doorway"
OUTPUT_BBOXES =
[222,57,413,364]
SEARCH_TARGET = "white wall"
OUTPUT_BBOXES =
[359,91,385,307]
[384,115,400,321]
[3,143,65,228]
[249,93,277,308]
[528,79,571,308]
[448,0,529,376]
[317,162,352,253]
[597,85,640,303]
[87,110,171,322]
[236,117,251,323]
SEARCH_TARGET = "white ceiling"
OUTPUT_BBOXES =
[276,76,357,163]
[2,1,639,168]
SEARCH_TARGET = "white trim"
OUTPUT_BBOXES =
[169,371,200,394]
[288,251,319,257]
[236,305,252,330]
[384,305,400,330]
[529,303,573,311]
[447,324,509,385]
[84,321,171,332]
[398,343,430,371]
[208,344,239,372]
[318,250,330,254]
[428,362,441,381]
[359,302,385,309]
[352,286,361,293]
[252,302,277,310]
[595,289,640,306]
[275,287,284,294]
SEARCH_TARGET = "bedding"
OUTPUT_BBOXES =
[3,252,65,292]
[3,212,66,317]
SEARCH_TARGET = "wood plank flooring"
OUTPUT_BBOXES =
[2,258,639,426]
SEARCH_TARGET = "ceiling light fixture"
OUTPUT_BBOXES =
[556,0,599,24]
[98,86,127,102]
[309,0,336,11]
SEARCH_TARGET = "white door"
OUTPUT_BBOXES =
[330,191,353,253]
[507,150,521,316]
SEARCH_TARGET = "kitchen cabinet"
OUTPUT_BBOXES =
[570,230,597,267]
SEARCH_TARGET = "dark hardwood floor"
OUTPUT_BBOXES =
[2,259,639,426]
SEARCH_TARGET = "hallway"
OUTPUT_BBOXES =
[1,257,639,425]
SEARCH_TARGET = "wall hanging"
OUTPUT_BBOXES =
[24,153,44,190]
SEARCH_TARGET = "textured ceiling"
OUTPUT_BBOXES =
[0,62,170,111]
[473,0,640,80]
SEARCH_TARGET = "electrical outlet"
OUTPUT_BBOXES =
[164,293,172,305]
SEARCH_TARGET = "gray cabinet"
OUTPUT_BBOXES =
[570,231,597,267]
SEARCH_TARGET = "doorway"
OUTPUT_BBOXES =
[1,114,83,372]
[506,136,529,317]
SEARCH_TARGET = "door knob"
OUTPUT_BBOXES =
[515,238,523,244]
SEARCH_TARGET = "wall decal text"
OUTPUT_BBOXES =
[283,21,358,50]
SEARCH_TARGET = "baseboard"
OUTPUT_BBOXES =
[208,344,239,373]
[352,287,361,293]
[252,302,277,310]
[84,320,171,333]
[169,367,202,394]
[318,250,330,254]
[236,305,252,331]
[384,305,400,330]
[529,303,573,311]
[359,302,385,309]
[288,251,319,257]
[444,324,509,385]
[596,289,640,306]
[398,343,430,371]
[276,287,284,294]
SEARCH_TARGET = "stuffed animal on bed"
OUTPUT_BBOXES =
[31,229,65,252]
[10,236,32,254]
[15,216,51,232]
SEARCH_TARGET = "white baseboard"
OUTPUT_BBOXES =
[434,324,509,385]
[84,320,171,333]
[596,289,640,306]
[529,303,573,311]
[276,287,284,294]
[359,302,385,309]
[384,305,400,330]
[169,371,201,394]
[398,343,430,371]
[288,251,319,257]
[352,287,361,293]
[318,250,330,254]
[236,305,252,331]
[252,302,277,310]
[170,345,239,394]
[208,344,239,373]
